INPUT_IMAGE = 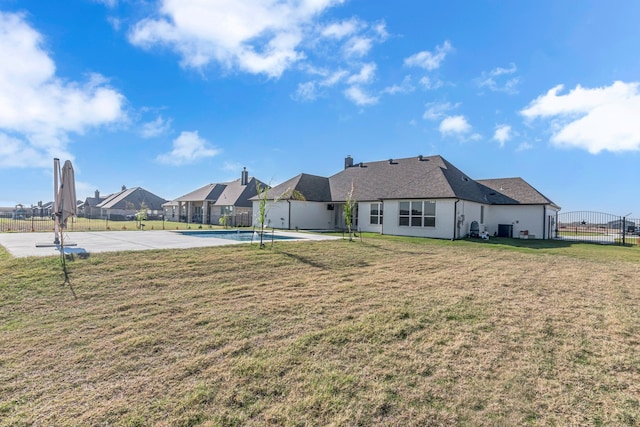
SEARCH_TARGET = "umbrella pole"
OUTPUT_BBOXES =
[59,228,77,300]
[53,158,60,245]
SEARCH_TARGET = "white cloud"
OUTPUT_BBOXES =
[419,76,443,90]
[93,0,118,7]
[422,101,458,121]
[0,133,41,168]
[129,0,346,78]
[382,76,415,95]
[293,81,318,101]
[521,81,640,153]
[344,86,378,106]
[347,63,376,85]
[516,142,533,152]
[140,116,172,138]
[0,12,126,168]
[439,115,471,136]
[343,36,373,58]
[493,124,512,147]
[321,18,362,39]
[156,131,221,165]
[478,63,519,94]
[321,69,348,86]
[404,40,453,71]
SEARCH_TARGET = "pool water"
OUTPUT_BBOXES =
[177,230,298,241]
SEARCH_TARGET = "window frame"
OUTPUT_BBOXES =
[398,200,436,227]
[369,202,383,225]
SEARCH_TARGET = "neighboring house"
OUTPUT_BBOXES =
[253,155,560,240]
[164,168,267,226]
[81,190,106,218]
[82,186,167,220]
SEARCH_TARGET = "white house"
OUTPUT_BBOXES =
[252,155,560,240]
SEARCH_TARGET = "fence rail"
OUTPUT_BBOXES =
[0,215,254,233]
[0,216,148,233]
[556,211,639,246]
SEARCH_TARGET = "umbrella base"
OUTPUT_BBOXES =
[35,242,78,247]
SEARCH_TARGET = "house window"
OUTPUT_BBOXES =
[370,202,383,225]
[480,206,484,224]
[399,200,436,227]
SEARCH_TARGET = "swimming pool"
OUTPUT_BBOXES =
[176,230,298,241]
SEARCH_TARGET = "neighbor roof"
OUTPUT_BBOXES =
[213,177,266,207]
[171,183,226,203]
[97,187,167,210]
[170,177,267,207]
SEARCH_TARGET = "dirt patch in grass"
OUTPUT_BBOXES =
[1,238,639,426]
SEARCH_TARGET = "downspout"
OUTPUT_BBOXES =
[287,200,291,230]
[542,206,546,240]
[452,199,460,241]
[380,199,384,235]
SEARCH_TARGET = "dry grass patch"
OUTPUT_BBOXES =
[1,238,639,426]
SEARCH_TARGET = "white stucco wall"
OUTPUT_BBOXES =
[252,200,334,230]
[377,199,457,239]
[357,201,383,233]
[486,205,547,238]
[253,199,558,239]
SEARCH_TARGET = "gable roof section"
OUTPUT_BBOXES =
[260,173,332,202]
[172,183,226,203]
[251,155,558,208]
[97,187,167,210]
[329,155,494,203]
[477,178,559,208]
[214,177,267,207]
[83,196,105,208]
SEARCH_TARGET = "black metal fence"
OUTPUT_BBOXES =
[0,216,145,233]
[556,211,640,246]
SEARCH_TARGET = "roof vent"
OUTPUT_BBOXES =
[418,155,428,161]
[462,176,469,182]
[359,162,366,168]
[388,158,397,165]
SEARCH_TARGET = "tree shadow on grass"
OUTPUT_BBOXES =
[465,237,612,250]
[275,249,329,270]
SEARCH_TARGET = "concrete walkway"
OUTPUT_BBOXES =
[0,230,340,258]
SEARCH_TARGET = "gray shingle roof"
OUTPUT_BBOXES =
[329,155,494,203]
[172,183,226,203]
[263,155,558,207]
[213,177,266,207]
[97,187,167,210]
[257,173,332,202]
[477,178,559,207]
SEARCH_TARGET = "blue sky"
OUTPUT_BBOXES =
[1,0,639,215]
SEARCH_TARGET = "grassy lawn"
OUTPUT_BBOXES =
[1,236,639,425]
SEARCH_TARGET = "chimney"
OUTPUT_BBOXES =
[345,155,354,169]
[95,189,100,198]
[241,167,249,186]
[121,185,126,191]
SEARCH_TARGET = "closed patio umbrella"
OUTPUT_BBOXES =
[57,160,77,229]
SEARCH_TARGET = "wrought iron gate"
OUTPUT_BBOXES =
[556,211,640,245]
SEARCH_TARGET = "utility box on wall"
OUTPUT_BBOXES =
[498,224,513,238]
